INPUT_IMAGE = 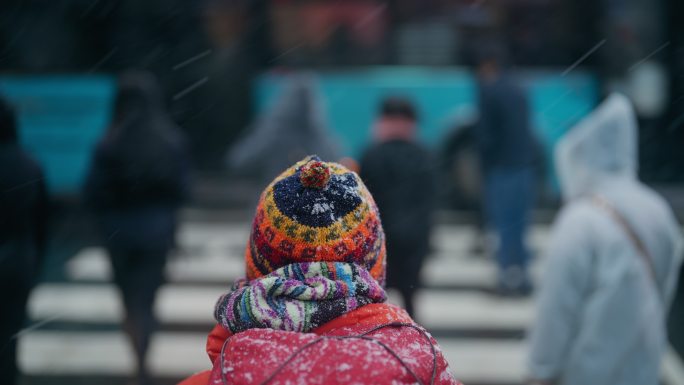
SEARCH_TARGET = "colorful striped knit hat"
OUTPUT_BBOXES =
[245,155,386,285]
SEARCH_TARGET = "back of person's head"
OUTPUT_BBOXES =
[243,155,386,283]
[379,97,417,121]
[475,41,510,79]
[0,96,17,144]
[555,93,638,201]
[374,97,419,142]
[215,155,387,334]
[268,74,327,134]
[105,71,182,182]
[112,70,164,127]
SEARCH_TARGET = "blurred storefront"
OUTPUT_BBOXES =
[0,0,682,182]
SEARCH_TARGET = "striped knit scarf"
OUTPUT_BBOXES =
[214,262,387,334]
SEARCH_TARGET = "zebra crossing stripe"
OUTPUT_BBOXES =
[65,247,547,288]
[28,283,534,329]
[664,346,684,385]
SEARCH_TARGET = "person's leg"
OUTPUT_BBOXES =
[484,170,511,266]
[387,240,424,319]
[471,209,488,258]
[108,248,142,382]
[399,285,416,320]
[485,169,534,295]
[512,168,534,268]
[109,247,166,385]
[404,248,426,321]
[0,286,30,385]
[0,242,34,385]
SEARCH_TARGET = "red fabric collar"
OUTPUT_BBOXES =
[205,303,412,364]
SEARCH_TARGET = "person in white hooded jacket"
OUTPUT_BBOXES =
[527,93,683,385]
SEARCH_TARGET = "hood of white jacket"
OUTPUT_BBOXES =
[554,93,638,201]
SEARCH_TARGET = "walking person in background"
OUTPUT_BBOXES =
[226,74,340,185]
[360,97,436,319]
[0,97,49,385]
[527,94,683,385]
[439,106,488,256]
[475,47,538,296]
[84,72,190,385]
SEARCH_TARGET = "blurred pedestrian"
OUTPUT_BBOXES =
[439,106,488,256]
[178,156,460,385]
[475,47,538,296]
[0,97,49,385]
[527,94,683,385]
[84,72,190,385]
[225,74,340,184]
[359,98,436,318]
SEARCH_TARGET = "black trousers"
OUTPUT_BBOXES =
[385,242,425,319]
[107,246,167,379]
[0,241,35,385]
[0,278,30,385]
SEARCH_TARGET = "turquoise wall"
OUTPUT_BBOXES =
[0,76,115,194]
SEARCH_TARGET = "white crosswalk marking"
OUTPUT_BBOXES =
[28,283,534,329]
[19,222,684,385]
[65,247,546,288]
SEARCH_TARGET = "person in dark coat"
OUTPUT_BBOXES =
[359,97,436,318]
[475,48,538,296]
[84,72,190,385]
[0,97,49,385]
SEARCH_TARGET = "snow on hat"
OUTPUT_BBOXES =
[245,155,386,284]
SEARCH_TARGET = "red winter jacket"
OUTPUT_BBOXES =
[179,303,461,385]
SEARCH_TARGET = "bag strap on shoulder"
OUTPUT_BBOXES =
[590,195,661,300]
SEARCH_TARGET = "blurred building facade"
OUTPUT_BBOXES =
[0,0,682,182]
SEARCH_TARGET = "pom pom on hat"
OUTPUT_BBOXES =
[299,158,331,189]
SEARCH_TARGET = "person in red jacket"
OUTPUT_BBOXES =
[179,156,461,385]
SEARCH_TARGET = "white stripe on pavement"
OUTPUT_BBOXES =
[29,283,534,329]
[663,345,684,385]
[66,247,246,283]
[432,225,550,255]
[177,223,250,248]
[66,247,547,288]
[28,284,222,324]
[440,339,526,383]
[19,331,206,376]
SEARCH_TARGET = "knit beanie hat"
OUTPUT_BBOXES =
[245,155,386,285]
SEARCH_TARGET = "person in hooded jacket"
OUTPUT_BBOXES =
[178,156,460,385]
[225,74,340,184]
[359,97,436,318]
[527,94,683,385]
[84,72,190,385]
[0,97,49,385]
